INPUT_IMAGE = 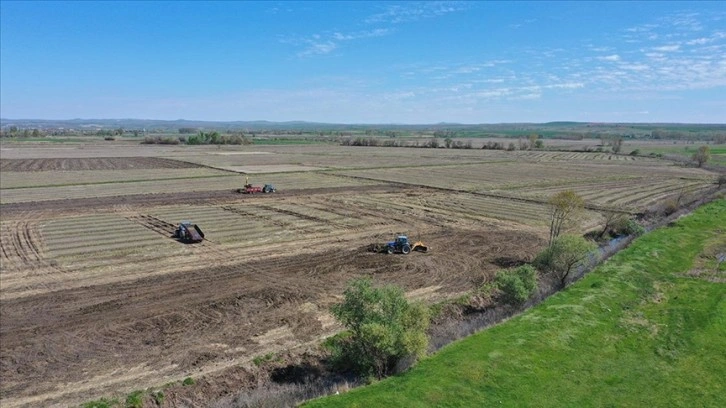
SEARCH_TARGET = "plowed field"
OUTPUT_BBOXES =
[0,157,202,172]
[0,187,544,407]
[0,144,720,407]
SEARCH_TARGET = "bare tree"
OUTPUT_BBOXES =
[611,137,623,154]
[692,146,711,167]
[598,209,626,239]
[548,190,585,246]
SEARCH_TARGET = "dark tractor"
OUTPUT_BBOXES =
[174,221,205,243]
[385,235,427,254]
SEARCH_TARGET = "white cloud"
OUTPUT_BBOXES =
[686,37,710,45]
[451,65,481,74]
[598,54,621,62]
[625,23,659,33]
[510,92,541,100]
[620,63,650,72]
[298,41,337,57]
[365,2,467,24]
[285,28,393,58]
[545,82,584,90]
[653,44,680,52]
[332,28,391,41]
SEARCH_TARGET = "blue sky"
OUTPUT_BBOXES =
[1,1,724,123]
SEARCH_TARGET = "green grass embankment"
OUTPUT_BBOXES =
[306,199,726,408]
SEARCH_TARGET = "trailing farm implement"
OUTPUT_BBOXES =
[369,235,428,254]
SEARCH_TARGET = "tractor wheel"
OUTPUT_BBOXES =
[387,247,394,254]
[402,244,411,254]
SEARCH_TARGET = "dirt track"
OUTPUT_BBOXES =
[0,185,544,407]
[0,185,408,217]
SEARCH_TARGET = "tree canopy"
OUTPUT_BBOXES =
[534,234,597,287]
[548,190,585,246]
[330,278,430,379]
[692,145,711,167]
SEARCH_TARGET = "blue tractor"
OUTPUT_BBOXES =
[385,235,428,254]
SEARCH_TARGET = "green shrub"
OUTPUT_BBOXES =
[252,352,278,366]
[330,278,430,378]
[125,390,143,408]
[82,398,119,408]
[612,217,645,237]
[622,219,645,236]
[182,377,194,386]
[494,265,538,304]
[663,199,679,216]
[152,391,164,406]
[534,235,597,287]
[629,149,640,156]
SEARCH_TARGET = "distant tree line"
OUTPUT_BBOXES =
[340,137,474,149]
[0,127,45,138]
[141,131,253,145]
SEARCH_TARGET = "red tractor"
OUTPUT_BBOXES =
[238,183,276,194]
[237,176,276,194]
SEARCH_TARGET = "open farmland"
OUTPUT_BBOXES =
[0,141,721,407]
[336,158,716,212]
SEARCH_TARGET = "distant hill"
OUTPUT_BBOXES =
[1,118,724,134]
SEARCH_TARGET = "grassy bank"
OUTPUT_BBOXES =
[306,200,726,408]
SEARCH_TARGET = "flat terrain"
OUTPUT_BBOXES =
[0,141,720,407]
[306,200,726,408]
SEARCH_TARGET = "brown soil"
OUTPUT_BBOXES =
[0,184,543,407]
[0,157,202,172]
[0,184,411,217]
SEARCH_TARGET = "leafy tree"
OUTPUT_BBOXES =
[330,278,429,379]
[444,137,453,148]
[534,139,544,149]
[548,190,585,246]
[528,134,538,150]
[534,235,597,287]
[692,145,711,167]
[494,264,538,304]
[613,217,645,236]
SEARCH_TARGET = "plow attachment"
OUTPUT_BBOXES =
[412,242,428,252]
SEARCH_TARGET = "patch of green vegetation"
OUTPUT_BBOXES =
[151,391,164,405]
[305,200,726,408]
[252,352,280,366]
[494,264,538,304]
[635,145,726,166]
[81,397,119,408]
[124,390,143,408]
[182,376,195,386]
[1,137,92,143]
[252,138,330,145]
